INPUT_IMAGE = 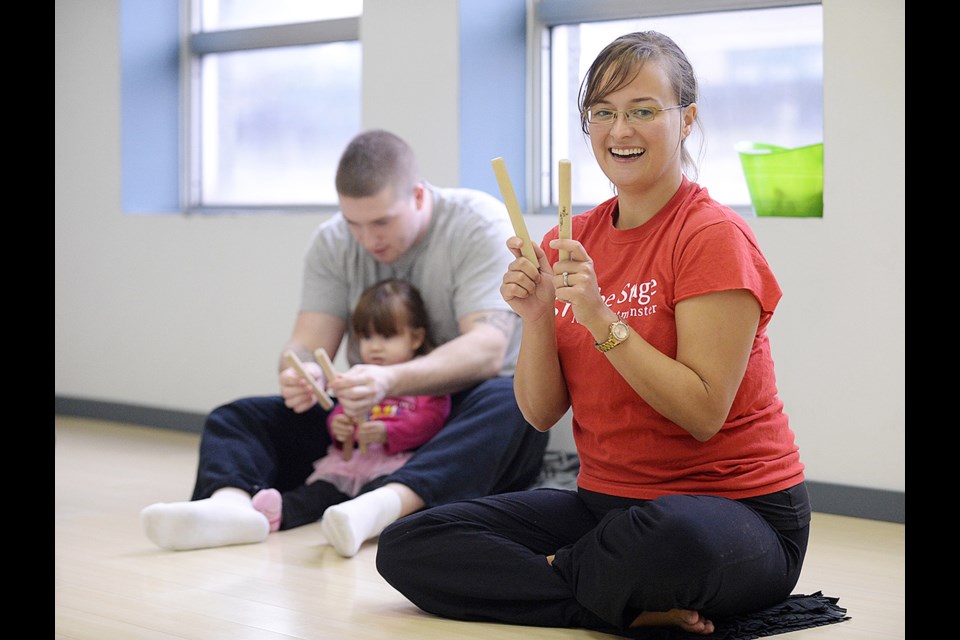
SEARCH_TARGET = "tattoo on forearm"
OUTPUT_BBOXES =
[474,311,516,340]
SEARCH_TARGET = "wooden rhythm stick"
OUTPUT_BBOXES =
[314,347,338,383]
[491,157,537,265]
[341,426,354,461]
[314,347,360,459]
[558,159,571,261]
[283,350,334,410]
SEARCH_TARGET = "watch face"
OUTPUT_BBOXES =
[612,322,629,340]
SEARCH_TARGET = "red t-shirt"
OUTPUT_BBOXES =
[541,178,804,500]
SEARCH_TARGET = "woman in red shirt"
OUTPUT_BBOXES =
[377,31,809,636]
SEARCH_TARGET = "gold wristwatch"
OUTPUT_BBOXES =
[595,319,629,353]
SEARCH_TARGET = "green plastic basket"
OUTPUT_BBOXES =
[736,142,823,217]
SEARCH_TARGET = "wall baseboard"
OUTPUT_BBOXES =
[55,395,904,524]
[57,395,206,433]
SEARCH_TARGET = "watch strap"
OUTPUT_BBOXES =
[595,321,628,353]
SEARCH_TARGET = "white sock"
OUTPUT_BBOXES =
[140,488,269,551]
[319,487,402,558]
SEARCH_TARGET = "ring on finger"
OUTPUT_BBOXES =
[562,271,570,287]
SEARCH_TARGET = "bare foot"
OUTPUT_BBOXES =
[630,609,715,635]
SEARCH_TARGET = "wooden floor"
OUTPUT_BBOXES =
[54,416,905,639]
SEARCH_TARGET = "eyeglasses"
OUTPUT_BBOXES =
[586,104,689,126]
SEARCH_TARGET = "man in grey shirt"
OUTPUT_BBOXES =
[141,129,549,556]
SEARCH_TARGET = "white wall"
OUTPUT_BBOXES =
[55,0,904,494]
[361,0,461,186]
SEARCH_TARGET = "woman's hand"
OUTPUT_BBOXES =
[500,236,554,321]
[550,238,613,330]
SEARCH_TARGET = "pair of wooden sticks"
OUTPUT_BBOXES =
[491,157,572,263]
[283,347,359,460]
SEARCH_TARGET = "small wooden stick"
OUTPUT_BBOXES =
[491,157,537,265]
[558,159,571,261]
[314,347,357,460]
[341,425,354,461]
[314,348,338,383]
[354,416,366,456]
[283,350,333,410]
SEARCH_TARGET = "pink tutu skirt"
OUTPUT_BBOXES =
[305,444,413,497]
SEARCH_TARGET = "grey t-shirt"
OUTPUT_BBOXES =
[300,185,521,376]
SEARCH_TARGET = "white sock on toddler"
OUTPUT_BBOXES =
[319,487,402,558]
[140,487,269,551]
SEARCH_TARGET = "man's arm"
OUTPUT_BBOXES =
[278,310,348,372]
[391,309,516,396]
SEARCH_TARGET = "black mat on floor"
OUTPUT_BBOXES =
[619,592,849,639]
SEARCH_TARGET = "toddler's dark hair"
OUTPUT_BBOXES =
[351,279,435,355]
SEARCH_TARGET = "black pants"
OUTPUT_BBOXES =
[190,377,549,528]
[377,483,810,636]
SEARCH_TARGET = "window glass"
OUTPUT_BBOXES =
[189,0,362,210]
[202,0,362,30]
[548,5,822,211]
[199,42,361,206]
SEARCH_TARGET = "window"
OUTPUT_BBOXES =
[186,0,363,211]
[533,0,822,215]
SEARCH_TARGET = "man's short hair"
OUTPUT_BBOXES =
[335,129,421,200]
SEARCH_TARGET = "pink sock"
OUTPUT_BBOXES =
[251,488,282,532]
